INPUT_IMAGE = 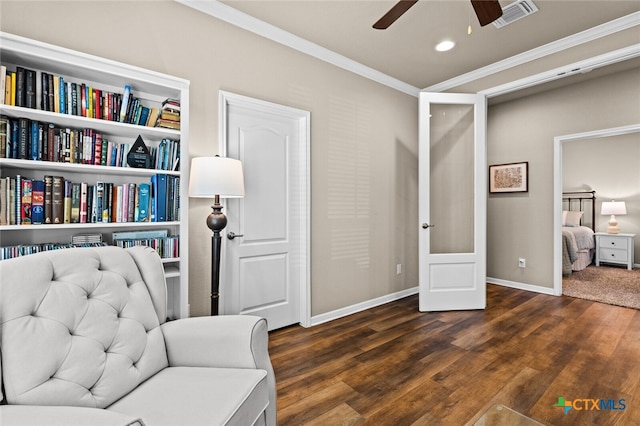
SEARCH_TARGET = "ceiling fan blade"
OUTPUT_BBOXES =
[373,0,419,30]
[470,0,503,26]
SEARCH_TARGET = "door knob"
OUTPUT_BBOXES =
[422,223,435,229]
[227,231,244,240]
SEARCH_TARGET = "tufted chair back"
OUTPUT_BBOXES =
[0,246,170,408]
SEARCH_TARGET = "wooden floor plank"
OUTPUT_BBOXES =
[269,285,640,425]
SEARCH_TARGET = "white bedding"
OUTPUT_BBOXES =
[562,226,595,251]
[562,225,595,272]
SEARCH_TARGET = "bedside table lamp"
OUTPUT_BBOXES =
[601,200,626,234]
[189,156,245,315]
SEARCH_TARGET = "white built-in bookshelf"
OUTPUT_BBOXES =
[0,32,190,319]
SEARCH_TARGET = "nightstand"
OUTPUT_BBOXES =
[595,233,635,270]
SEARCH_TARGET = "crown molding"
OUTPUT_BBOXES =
[423,11,640,93]
[176,0,421,97]
[480,43,640,98]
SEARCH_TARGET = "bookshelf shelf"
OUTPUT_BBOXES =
[0,158,180,177]
[0,32,190,319]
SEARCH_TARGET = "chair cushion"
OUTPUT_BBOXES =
[107,367,269,426]
[0,247,169,408]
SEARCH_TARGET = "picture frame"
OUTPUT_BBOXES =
[489,162,528,193]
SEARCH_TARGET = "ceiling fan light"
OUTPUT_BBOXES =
[435,40,455,52]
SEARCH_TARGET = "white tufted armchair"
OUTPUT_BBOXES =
[0,246,276,426]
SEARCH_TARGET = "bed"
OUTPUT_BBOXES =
[562,191,596,275]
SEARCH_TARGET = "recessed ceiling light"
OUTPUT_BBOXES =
[435,40,455,52]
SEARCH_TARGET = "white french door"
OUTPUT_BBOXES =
[419,92,487,311]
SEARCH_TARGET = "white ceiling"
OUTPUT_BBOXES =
[211,0,640,94]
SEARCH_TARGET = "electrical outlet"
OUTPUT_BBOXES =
[518,258,526,268]
[396,264,402,275]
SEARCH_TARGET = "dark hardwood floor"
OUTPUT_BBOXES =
[268,284,640,425]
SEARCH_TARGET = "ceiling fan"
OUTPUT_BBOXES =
[373,0,503,29]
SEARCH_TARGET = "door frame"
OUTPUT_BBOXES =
[219,90,311,327]
[418,92,487,311]
[552,123,640,295]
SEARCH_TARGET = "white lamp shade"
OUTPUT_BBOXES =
[601,201,626,216]
[189,156,245,198]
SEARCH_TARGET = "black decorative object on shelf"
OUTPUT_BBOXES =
[127,135,151,168]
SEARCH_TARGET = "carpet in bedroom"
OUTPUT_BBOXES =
[563,265,640,309]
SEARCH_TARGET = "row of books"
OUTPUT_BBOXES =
[0,241,108,261]
[0,230,179,261]
[112,229,179,259]
[0,116,180,171]
[0,65,167,127]
[0,174,180,226]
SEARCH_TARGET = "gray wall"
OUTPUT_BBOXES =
[0,1,419,317]
[488,66,640,288]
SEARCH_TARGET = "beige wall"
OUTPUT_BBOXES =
[564,134,640,264]
[487,66,640,288]
[0,1,419,317]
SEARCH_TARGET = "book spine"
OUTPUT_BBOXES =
[25,69,36,109]
[31,179,44,224]
[59,76,66,114]
[154,174,167,222]
[95,181,104,223]
[71,82,78,115]
[137,183,150,222]
[127,183,135,222]
[0,65,5,106]
[4,72,11,106]
[0,115,7,159]
[9,177,16,225]
[10,71,17,106]
[44,175,53,224]
[18,117,29,159]
[70,182,80,223]
[41,72,49,110]
[41,122,47,161]
[20,178,32,225]
[63,180,73,223]
[94,132,102,166]
[0,178,6,226]
[30,120,39,160]
[47,74,57,112]
[119,85,131,122]
[10,119,19,159]
[79,182,88,223]
[15,67,26,107]
[52,176,64,224]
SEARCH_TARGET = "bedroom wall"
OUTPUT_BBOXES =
[563,134,640,264]
[0,1,419,317]
[487,66,640,289]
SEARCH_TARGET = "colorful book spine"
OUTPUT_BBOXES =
[31,179,44,224]
[20,178,32,224]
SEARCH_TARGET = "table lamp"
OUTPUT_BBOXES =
[601,200,626,234]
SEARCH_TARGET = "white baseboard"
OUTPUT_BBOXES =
[309,286,419,327]
[487,277,556,296]
[307,278,563,328]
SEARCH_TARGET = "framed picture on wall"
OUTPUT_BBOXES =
[489,162,528,193]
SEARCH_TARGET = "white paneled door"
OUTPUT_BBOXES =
[419,93,487,311]
[220,92,310,330]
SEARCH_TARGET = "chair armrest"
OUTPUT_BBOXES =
[161,315,276,426]
[161,315,270,369]
[0,406,143,426]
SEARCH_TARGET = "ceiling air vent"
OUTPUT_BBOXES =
[493,0,539,28]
